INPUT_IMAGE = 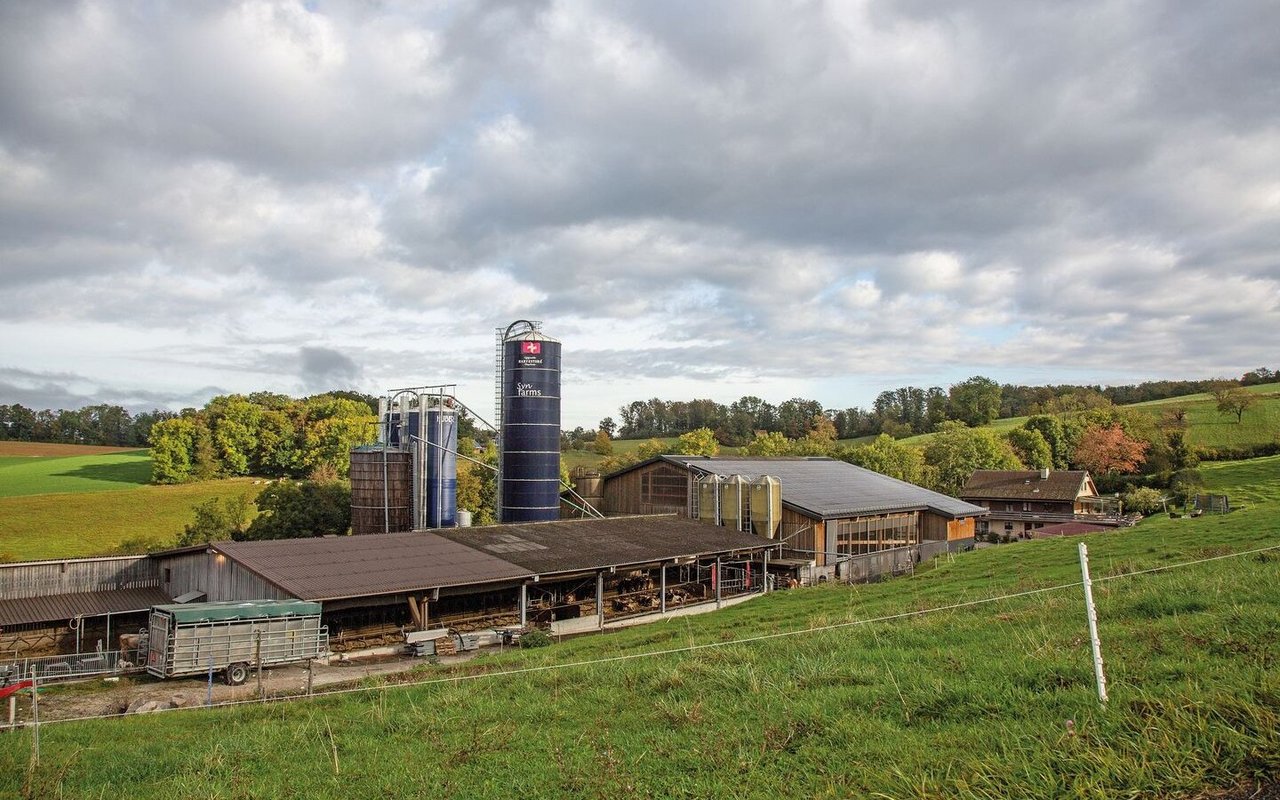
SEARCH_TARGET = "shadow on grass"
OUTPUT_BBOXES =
[53,454,153,485]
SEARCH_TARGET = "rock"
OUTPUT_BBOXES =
[127,698,172,714]
[170,694,190,708]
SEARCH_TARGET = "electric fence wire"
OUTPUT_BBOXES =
[22,540,1280,728]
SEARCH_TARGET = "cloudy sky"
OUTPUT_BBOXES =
[2,1,1277,428]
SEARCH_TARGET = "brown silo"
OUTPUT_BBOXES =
[350,447,413,535]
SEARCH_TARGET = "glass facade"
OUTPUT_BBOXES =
[834,512,919,555]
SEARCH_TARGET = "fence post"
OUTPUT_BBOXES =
[1078,543,1109,704]
[30,674,39,766]
[256,630,264,700]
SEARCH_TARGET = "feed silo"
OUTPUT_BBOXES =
[417,401,458,528]
[497,321,562,523]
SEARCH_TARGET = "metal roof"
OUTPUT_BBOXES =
[211,531,531,602]
[436,515,772,576]
[0,587,171,627]
[961,470,1091,502]
[660,456,988,520]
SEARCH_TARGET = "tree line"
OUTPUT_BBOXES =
[599,369,1276,444]
[0,403,175,447]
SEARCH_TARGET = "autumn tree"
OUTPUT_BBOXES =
[671,427,719,456]
[1071,424,1148,475]
[591,429,613,455]
[740,431,793,457]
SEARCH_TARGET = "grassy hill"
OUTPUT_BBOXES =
[7,456,1279,798]
[0,442,258,562]
[895,381,1280,450]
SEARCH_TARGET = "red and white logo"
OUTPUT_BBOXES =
[521,341,541,355]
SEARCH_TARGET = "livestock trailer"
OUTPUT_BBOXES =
[145,600,329,685]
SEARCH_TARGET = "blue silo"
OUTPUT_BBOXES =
[499,321,562,523]
[422,404,458,528]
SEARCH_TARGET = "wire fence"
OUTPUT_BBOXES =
[7,540,1280,732]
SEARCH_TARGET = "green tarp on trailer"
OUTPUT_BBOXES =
[152,599,322,624]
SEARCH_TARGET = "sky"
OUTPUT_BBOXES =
[1,1,1277,429]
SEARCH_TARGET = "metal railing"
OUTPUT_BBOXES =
[0,648,146,683]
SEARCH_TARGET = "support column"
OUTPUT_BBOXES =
[660,563,667,614]
[519,584,528,627]
[596,572,605,630]
[422,596,429,629]
[715,557,722,609]
[763,549,770,594]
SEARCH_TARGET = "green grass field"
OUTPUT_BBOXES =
[0,479,261,562]
[0,449,152,498]
[7,456,1280,798]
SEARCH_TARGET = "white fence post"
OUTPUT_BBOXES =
[1078,542,1109,704]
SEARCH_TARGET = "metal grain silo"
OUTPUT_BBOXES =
[750,476,782,539]
[720,474,747,531]
[498,321,562,523]
[418,402,458,528]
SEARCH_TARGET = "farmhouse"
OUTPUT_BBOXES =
[592,456,987,584]
[960,468,1119,539]
[0,515,771,658]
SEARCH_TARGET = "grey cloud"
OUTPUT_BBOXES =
[298,347,361,393]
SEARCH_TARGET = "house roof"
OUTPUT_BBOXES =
[1031,521,1116,538]
[436,515,770,576]
[211,532,531,602]
[961,470,1092,502]
[642,456,986,520]
[0,586,171,627]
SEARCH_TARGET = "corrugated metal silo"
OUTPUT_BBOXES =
[498,321,562,523]
[750,476,782,538]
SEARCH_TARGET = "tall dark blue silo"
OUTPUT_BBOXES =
[499,322,561,523]
[423,405,458,527]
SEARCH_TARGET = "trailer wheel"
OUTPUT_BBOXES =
[224,662,250,686]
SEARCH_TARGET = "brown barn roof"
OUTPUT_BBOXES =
[0,587,171,627]
[211,532,530,602]
[1031,521,1116,538]
[961,470,1092,502]
[437,515,771,576]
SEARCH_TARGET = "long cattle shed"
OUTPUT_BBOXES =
[1,516,774,656]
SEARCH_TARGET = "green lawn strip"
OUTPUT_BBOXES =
[0,450,153,498]
[0,478,262,561]
[8,463,1279,798]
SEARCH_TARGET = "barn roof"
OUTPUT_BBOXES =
[210,532,530,602]
[0,586,171,627]
[644,456,987,520]
[961,470,1093,502]
[436,515,770,576]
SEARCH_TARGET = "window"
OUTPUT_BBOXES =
[640,465,688,512]
[834,512,918,556]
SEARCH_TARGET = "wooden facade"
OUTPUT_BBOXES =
[155,550,292,603]
[0,555,159,601]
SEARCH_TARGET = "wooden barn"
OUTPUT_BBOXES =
[595,456,987,584]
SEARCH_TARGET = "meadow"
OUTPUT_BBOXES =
[6,455,1279,798]
[0,441,259,561]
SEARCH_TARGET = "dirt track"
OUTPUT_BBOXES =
[9,650,471,724]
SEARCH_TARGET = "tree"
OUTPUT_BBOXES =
[591,429,613,455]
[636,438,670,460]
[1214,386,1257,423]
[149,417,201,484]
[1024,415,1070,469]
[456,438,498,525]
[1121,486,1165,516]
[922,422,1022,496]
[176,495,252,547]
[241,480,351,540]
[1072,425,1148,475]
[948,376,1002,427]
[671,427,719,456]
[840,434,926,485]
[1006,428,1052,469]
[598,417,617,438]
[740,431,793,456]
